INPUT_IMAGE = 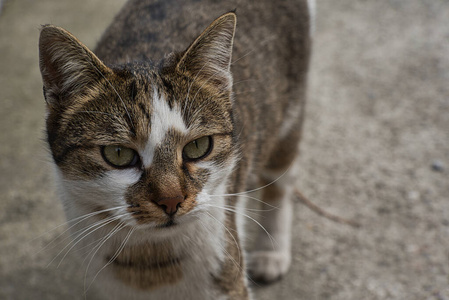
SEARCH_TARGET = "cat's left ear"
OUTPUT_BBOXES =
[176,12,236,92]
[39,25,112,109]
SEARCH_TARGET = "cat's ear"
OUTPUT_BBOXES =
[39,25,111,108]
[176,12,236,92]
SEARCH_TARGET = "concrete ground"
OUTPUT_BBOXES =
[1,0,448,299]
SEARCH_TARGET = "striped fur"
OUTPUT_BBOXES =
[39,1,311,299]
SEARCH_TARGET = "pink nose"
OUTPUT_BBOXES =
[155,196,184,216]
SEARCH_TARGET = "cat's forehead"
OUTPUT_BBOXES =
[61,63,234,147]
[130,66,233,130]
[67,68,228,150]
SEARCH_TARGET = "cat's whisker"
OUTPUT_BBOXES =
[87,226,135,294]
[42,210,123,261]
[204,201,264,218]
[205,204,278,251]
[46,217,108,268]
[75,219,131,256]
[76,234,112,255]
[34,206,127,253]
[83,222,127,295]
[32,206,127,243]
[204,212,242,266]
[54,216,123,268]
[209,193,280,210]
[50,214,126,268]
[81,220,125,266]
[211,166,291,205]
[94,227,136,270]
[238,168,291,196]
[198,217,244,279]
[50,212,129,254]
[212,203,273,215]
[199,214,260,286]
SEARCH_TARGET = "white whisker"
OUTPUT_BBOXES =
[216,166,291,198]
[209,193,279,210]
[49,214,126,268]
[87,226,135,293]
[199,214,260,286]
[198,216,243,281]
[205,212,241,265]
[205,204,278,251]
[32,206,127,244]
[83,222,126,295]
[213,203,274,215]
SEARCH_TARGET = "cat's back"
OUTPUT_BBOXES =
[95,0,311,77]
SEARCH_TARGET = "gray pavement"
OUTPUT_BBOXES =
[1,0,448,299]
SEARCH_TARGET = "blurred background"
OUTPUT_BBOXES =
[0,0,448,299]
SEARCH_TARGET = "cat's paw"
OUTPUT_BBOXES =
[247,251,291,283]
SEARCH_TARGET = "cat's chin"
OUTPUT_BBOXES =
[156,219,177,228]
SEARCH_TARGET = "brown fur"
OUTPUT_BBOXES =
[39,0,311,298]
[110,242,183,290]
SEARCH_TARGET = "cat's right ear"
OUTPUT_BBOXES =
[39,25,111,109]
[176,12,237,93]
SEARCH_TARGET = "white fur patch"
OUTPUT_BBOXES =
[56,167,141,223]
[106,169,142,187]
[142,88,187,166]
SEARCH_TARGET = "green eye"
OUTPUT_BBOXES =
[183,136,212,161]
[101,145,139,168]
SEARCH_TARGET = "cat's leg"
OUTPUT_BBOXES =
[247,162,298,283]
[247,121,303,282]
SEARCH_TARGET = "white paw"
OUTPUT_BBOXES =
[247,251,291,283]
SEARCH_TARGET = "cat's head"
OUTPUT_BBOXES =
[39,13,238,233]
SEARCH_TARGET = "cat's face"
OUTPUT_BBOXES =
[40,14,238,233]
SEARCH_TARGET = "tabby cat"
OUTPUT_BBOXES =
[39,0,312,299]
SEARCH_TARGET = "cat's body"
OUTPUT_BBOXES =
[39,0,312,299]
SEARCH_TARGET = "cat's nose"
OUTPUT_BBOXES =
[154,196,184,216]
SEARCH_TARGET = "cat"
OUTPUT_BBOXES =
[38,0,313,299]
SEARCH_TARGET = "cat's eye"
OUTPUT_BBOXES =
[183,136,212,161]
[101,145,139,168]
